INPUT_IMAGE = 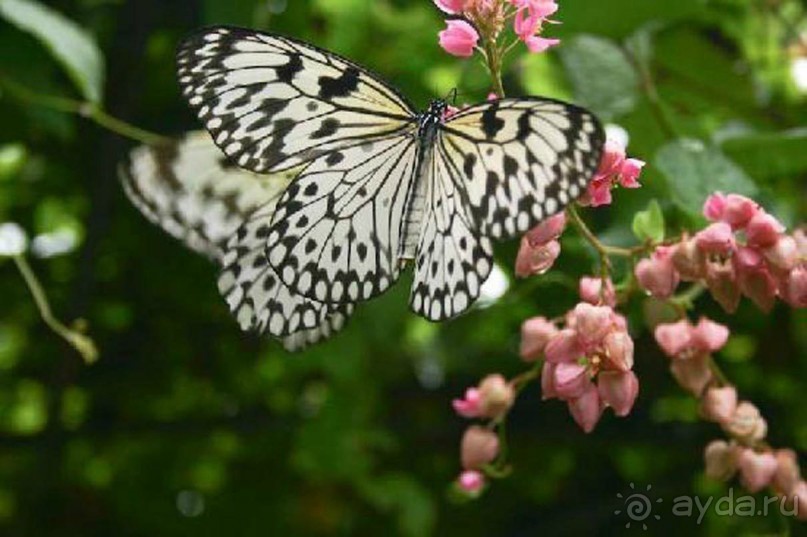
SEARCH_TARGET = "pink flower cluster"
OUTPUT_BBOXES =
[515,212,566,277]
[579,139,645,208]
[636,193,806,311]
[654,317,729,395]
[520,301,638,433]
[435,0,560,58]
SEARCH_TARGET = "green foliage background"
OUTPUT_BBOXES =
[0,0,805,535]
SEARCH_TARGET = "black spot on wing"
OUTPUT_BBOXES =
[276,54,303,83]
[481,103,504,139]
[318,67,360,99]
[311,118,340,139]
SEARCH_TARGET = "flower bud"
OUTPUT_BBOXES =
[553,362,591,399]
[567,383,603,433]
[477,374,514,419]
[573,303,613,347]
[670,355,712,396]
[452,387,482,418]
[457,470,485,495]
[434,0,467,14]
[515,237,561,277]
[764,235,798,271]
[696,222,735,255]
[723,194,759,230]
[635,247,680,299]
[526,213,566,246]
[0,222,28,257]
[460,425,499,470]
[702,193,727,222]
[773,449,801,494]
[579,276,616,307]
[654,319,693,358]
[618,158,645,188]
[701,386,737,423]
[520,317,558,361]
[704,440,737,481]
[724,401,767,442]
[705,259,741,313]
[544,328,582,364]
[745,212,784,248]
[438,20,479,58]
[597,370,639,417]
[672,238,705,281]
[691,317,729,353]
[781,266,807,308]
[738,448,778,493]
[603,330,634,372]
[737,265,777,312]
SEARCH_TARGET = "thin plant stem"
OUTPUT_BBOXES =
[13,255,98,364]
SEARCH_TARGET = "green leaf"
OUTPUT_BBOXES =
[654,138,758,217]
[632,199,665,243]
[721,129,807,179]
[558,34,639,120]
[0,0,104,103]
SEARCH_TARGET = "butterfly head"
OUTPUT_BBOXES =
[418,99,448,138]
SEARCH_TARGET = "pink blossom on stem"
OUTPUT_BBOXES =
[705,259,741,313]
[672,237,705,281]
[618,158,645,188]
[773,449,801,494]
[477,374,515,418]
[544,328,582,363]
[553,362,591,399]
[452,388,483,418]
[670,355,712,396]
[433,0,467,14]
[703,192,728,222]
[515,237,561,277]
[701,386,737,423]
[695,222,735,256]
[457,470,485,494]
[579,276,616,307]
[782,265,807,308]
[746,212,785,248]
[704,440,737,481]
[764,235,798,271]
[597,370,639,416]
[438,20,479,57]
[572,303,613,348]
[723,401,767,442]
[523,35,560,53]
[635,246,680,299]
[690,317,729,353]
[737,449,778,493]
[525,213,566,246]
[654,319,694,358]
[567,383,604,433]
[603,331,634,371]
[460,425,499,469]
[579,140,645,207]
[520,316,558,361]
[723,194,759,230]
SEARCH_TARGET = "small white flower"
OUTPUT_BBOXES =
[31,228,80,258]
[0,222,28,256]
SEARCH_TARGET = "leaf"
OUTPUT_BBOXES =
[654,139,758,217]
[632,199,665,243]
[0,0,104,103]
[720,129,807,179]
[558,34,639,120]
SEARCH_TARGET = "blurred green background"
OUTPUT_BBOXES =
[0,0,806,535]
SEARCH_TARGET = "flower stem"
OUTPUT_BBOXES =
[13,255,98,364]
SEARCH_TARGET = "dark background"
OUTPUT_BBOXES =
[0,0,805,535]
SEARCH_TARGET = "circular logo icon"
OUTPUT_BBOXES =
[614,483,663,530]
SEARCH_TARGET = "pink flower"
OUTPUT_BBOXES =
[701,386,737,423]
[579,276,616,307]
[723,194,759,230]
[704,259,741,313]
[723,401,767,442]
[452,388,482,418]
[520,316,558,361]
[553,362,591,399]
[477,374,515,418]
[703,193,728,222]
[690,317,729,353]
[669,355,713,395]
[581,176,613,207]
[695,222,735,255]
[654,319,694,358]
[525,213,566,246]
[457,470,485,494]
[746,212,785,248]
[572,303,613,348]
[618,158,645,188]
[434,0,467,14]
[567,383,604,433]
[672,238,705,281]
[704,440,737,481]
[764,235,798,271]
[438,20,479,58]
[738,449,778,493]
[597,139,626,176]
[515,236,561,277]
[635,246,680,299]
[603,330,634,371]
[737,264,777,312]
[513,7,540,39]
[782,265,807,308]
[597,370,639,416]
[544,328,582,363]
[773,449,801,494]
[460,425,499,469]
[523,35,560,53]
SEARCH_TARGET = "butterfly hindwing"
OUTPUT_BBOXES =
[177,27,416,174]
[440,98,604,239]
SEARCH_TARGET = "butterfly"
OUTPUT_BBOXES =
[120,132,352,351]
[170,25,604,347]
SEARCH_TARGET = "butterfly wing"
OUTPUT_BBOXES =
[120,132,353,347]
[176,26,417,173]
[440,98,604,239]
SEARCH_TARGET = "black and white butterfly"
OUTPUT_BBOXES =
[120,132,352,351]
[171,25,604,346]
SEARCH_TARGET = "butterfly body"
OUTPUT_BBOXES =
[153,26,606,346]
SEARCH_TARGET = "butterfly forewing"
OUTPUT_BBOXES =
[176,27,417,174]
[440,98,604,239]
